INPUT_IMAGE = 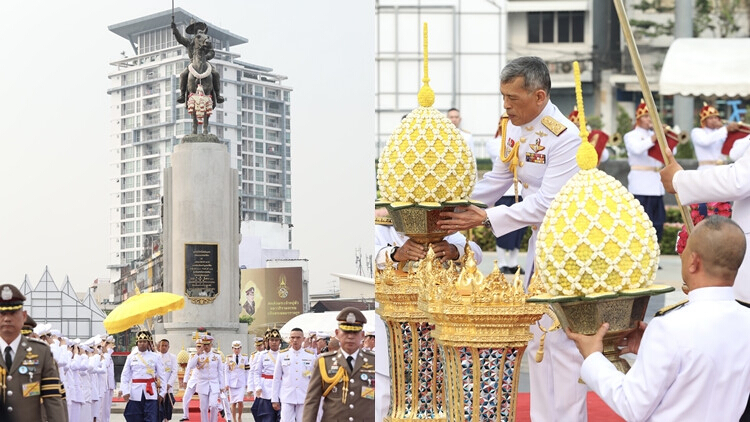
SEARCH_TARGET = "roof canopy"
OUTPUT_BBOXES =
[659,38,750,97]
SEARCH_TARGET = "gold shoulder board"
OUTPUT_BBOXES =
[375,216,393,226]
[541,116,567,136]
[654,299,689,317]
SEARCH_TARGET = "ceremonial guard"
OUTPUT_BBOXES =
[272,328,314,421]
[251,329,282,422]
[179,338,204,421]
[246,337,265,397]
[0,284,65,421]
[225,340,249,422]
[437,57,586,421]
[121,330,167,422]
[102,336,116,422]
[691,103,738,169]
[302,307,375,422]
[68,339,88,421]
[158,339,179,422]
[193,335,225,422]
[624,100,667,243]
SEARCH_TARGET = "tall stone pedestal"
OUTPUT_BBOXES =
[161,142,247,350]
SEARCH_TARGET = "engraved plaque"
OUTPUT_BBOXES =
[185,243,219,304]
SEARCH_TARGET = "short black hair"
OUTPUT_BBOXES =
[447,108,459,113]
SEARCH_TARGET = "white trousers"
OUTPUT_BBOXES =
[280,402,304,421]
[527,314,589,422]
[199,389,219,422]
[183,383,197,416]
[375,372,390,422]
[100,389,114,422]
[69,401,81,422]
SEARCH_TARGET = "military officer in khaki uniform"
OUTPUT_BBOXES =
[302,307,374,422]
[0,283,66,421]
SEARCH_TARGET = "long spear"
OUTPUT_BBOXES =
[612,0,694,233]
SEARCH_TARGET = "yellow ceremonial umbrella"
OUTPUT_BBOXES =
[104,290,185,334]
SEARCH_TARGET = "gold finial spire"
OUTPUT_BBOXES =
[573,61,597,170]
[417,23,435,107]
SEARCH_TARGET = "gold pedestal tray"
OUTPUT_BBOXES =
[531,287,674,373]
[386,206,455,245]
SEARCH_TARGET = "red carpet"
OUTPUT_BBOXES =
[116,393,621,421]
[515,391,624,421]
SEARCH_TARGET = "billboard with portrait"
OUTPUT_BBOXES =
[240,267,303,330]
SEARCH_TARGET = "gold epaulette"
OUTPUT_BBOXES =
[541,116,567,136]
[28,337,49,347]
[279,347,289,353]
[304,348,315,354]
[654,299,689,317]
[375,216,393,226]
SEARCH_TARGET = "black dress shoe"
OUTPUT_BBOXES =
[177,93,186,103]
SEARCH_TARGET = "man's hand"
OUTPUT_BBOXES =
[430,241,459,263]
[392,238,429,262]
[565,322,609,359]
[619,321,647,356]
[256,389,262,397]
[171,22,177,30]
[437,205,487,231]
[122,394,130,401]
[272,402,281,411]
[659,148,683,194]
[727,121,740,132]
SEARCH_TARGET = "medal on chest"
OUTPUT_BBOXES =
[525,133,547,164]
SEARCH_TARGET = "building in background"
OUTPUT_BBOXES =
[20,268,107,339]
[107,8,293,279]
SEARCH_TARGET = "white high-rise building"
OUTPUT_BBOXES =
[107,8,292,277]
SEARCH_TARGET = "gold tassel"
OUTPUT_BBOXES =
[535,331,546,363]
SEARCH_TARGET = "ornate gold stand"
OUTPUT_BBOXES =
[377,261,446,421]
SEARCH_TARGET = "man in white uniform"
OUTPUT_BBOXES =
[624,100,666,243]
[567,216,750,421]
[158,339,179,422]
[438,56,586,421]
[447,107,476,157]
[180,338,205,421]
[102,336,116,422]
[271,328,314,421]
[691,103,740,170]
[662,143,750,421]
[121,331,167,422]
[225,340,249,422]
[194,335,225,422]
[250,329,281,422]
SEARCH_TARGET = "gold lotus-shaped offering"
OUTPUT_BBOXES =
[376,28,482,244]
[528,61,673,373]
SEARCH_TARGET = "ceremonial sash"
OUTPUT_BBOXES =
[133,378,156,395]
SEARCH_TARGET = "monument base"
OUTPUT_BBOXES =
[155,321,248,354]
[181,133,221,143]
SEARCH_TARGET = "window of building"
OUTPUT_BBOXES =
[255,128,264,140]
[528,11,584,44]
[255,170,264,182]
[255,114,264,125]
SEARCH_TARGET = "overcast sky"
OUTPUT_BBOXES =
[2,1,375,294]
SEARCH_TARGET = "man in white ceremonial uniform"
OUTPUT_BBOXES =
[447,107,476,157]
[662,140,750,421]
[86,336,107,420]
[438,56,586,422]
[225,340,250,422]
[246,337,265,399]
[121,331,168,422]
[158,339,179,422]
[624,100,667,244]
[250,328,281,422]
[180,338,205,421]
[272,328,314,421]
[567,216,750,421]
[194,335,225,422]
[691,103,740,170]
[101,336,116,422]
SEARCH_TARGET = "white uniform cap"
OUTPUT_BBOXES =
[232,340,242,348]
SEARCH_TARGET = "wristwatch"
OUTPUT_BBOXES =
[390,246,400,262]
[482,216,492,230]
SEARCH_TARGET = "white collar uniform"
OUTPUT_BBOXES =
[374,225,482,270]
[120,350,167,401]
[690,126,728,168]
[672,146,750,302]
[195,350,224,393]
[160,352,179,389]
[224,352,248,388]
[253,349,279,399]
[271,347,315,405]
[624,125,665,196]
[581,287,750,421]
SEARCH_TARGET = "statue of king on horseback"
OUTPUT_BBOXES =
[171,19,224,138]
